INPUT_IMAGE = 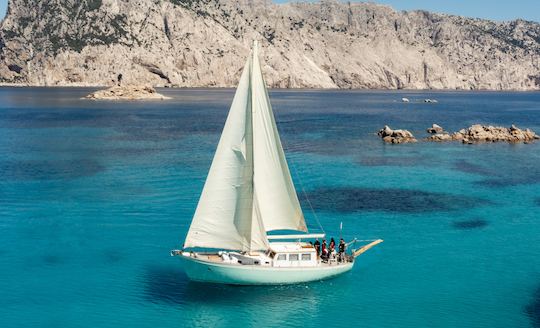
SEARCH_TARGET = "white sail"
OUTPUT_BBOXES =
[251,42,308,232]
[184,50,269,252]
[184,41,308,252]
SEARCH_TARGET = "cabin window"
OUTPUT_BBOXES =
[301,254,311,261]
[289,254,299,261]
[277,254,286,261]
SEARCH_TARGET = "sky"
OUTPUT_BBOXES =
[0,0,538,22]
[0,1,6,20]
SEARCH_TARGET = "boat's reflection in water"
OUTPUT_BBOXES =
[142,264,323,325]
[181,282,320,326]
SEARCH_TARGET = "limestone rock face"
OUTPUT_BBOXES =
[0,0,539,89]
[85,85,170,100]
[378,125,417,144]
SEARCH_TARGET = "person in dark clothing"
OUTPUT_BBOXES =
[314,239,321,258]
[321,239,328,261]
[329,238,336,259]
[338,238,346,262]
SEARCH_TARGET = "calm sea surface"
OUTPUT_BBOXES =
[1,87,539,328]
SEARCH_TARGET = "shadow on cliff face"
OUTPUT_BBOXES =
[0,159,104,181]
[452,218,489,230]
[525,285,540,328]
[302,187,489,213]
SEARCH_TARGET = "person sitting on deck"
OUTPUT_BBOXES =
[314,239,321,258]
[338,238,346,262]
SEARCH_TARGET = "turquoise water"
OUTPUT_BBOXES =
[1,87,539,327]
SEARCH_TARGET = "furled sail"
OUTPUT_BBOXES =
[251,42,307,233]
[183,50,269,252]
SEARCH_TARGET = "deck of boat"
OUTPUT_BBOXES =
[189,252,352,267]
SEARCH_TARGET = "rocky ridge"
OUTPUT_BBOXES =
[0,0,539,89]
[427,124,539,143]
[85,85,170,100]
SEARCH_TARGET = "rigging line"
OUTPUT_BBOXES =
[273,107,325,234]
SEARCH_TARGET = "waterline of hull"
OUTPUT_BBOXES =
[179,256,355,285]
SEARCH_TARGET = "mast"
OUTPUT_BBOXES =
[184,41,308,252]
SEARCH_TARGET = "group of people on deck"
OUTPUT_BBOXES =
[313,237,347,263]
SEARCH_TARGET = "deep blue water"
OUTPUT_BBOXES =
[1,87,539,327]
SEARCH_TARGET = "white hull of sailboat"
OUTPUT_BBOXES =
[180,256,354,285]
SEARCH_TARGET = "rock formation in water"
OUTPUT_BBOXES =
[453,124,539,143]
[0,0,539,89]
[85,85,169,100]
[427,133,453,142]
[427,124,444,134]
[378,125,417,144]
[426,124,539,143]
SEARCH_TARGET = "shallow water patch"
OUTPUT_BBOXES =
[102,249,125,264]
[359,156,423,167]
[452,219,489,230]
[453,159,540,188]
[42,254,68,266]
[476,176,540,188]
[303,187,488,213]
[453,160,493,176]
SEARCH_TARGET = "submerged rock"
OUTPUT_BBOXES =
[427,124,444,134]
[378,125,417,144]
[85,85,170,100]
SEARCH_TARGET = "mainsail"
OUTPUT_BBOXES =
[184,41,307,252]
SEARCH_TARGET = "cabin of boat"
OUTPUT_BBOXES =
[177,241,334,268]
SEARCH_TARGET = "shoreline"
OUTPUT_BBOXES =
[0,84,539,93]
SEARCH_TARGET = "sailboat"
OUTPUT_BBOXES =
[171,41,382,285]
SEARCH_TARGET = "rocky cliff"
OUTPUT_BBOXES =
[1,0,539,89]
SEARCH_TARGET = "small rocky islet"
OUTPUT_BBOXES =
[377,125,418,144]
[379,124,539,144]
[85,85,170,100]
